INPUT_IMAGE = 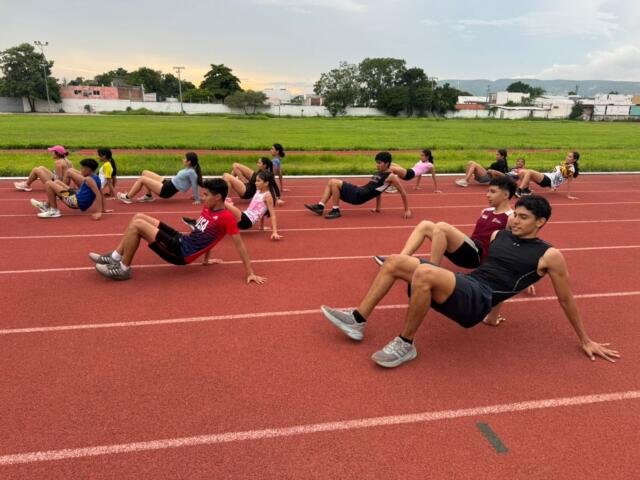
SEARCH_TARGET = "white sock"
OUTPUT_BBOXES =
[120,262,130,271]
[318,202,325,207]
[111,251,123,261]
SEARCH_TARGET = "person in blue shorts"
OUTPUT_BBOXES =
[30,158,105,220]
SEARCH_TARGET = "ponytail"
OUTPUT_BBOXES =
[422,149,434,164]
[257,171,278,216]
[186,151,204,186]
[273,143,285,158]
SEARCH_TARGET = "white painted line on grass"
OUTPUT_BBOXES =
[1,290,638,336]
[2,218,639,241]
[0,389,638,465]
[0,245,639,276]
[1,201,640,218]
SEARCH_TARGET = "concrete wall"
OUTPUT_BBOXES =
[446,109,491,119]
[0,97,24,113]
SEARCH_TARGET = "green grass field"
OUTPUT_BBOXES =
[1,114,640,150]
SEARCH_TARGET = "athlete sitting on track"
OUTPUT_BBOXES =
[490,157,526,182]
[387,149,441,193]
[222,157,282,204]
[14,145,73,192]
[517,151,580,200]
[89,179,265,283]
[320,195,619,368]
[117,152,203,205]
[304,152,411,219]
[456,149,509,188]
[29,158,105,220]
[183,171,283,241]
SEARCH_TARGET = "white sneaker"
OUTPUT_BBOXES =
[14,181,32,192]
[38,208,61,218]
[117,192,133,204]
[30,198,49,213]
[455,179,469,187]
[371,337,417,368]
[320,305,366,341]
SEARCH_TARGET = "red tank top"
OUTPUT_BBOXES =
[470,207,512,261]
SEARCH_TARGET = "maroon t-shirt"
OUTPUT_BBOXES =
[470,207,512,261]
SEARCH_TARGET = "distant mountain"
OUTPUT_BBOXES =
[438,78,640,96]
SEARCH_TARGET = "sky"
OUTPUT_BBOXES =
[1,0,639,94]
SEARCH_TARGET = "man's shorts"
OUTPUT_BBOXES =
[59,189,79,209]
[340,182,376,205]
[444,236,482,269]
[148,222,187,265]
[431,272,493,328]
[475,173,491,183]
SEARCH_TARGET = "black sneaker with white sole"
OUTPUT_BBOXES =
[373,255,386,266]
[304,203,324,216]
[182,216,197,231]
[325,209,341,219]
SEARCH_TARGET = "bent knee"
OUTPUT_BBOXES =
[412,264,438,283]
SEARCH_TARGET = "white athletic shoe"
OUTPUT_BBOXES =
[371,337,417,368]
[136,195,155,203]
[455,179,469,187]
[30,198,49,213]
[38,208,61,218]
[14,181,32,192]
[117,192,133,204]
[320,305,366,341]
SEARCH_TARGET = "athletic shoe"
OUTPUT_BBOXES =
[373,255,386,266]
[515,188,522,198]
[14,181,32,192]
[30,198,49,213]
[182,216,197,231]
[136,195,155,203]
[371,337,417,368]
[304,203,324,216]
[520,188,533,197]
[37,208,61,218]
[386,186,398,193]
[117,192,133,204]
[325,209,342,219]
[320,305,365,341]
[455,179,469,187]
[96,263,131,281]
[88,252,118,265]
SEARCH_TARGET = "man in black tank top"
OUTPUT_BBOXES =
[321,195,619,369]
[304,152,412,219]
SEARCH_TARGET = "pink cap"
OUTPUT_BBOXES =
[47,145,68,156]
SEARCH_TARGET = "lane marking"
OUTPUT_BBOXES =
[1,290,638,335]
[0,245,639,276]
[476,423,508,454]
[1,201,640,218]
[1,218,640,241]
[0,390,637,465]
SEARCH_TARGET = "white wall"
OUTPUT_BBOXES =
[446,109,491,119]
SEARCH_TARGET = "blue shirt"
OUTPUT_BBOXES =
[171,168,199,200]
[76,174,101,211]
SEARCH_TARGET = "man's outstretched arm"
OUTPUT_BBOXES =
[231,234,266,285]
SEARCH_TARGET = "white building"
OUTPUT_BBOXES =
[489,91,530,105]
[263,87,293,105]
[592,94,633,120]
[533,95,575,119]
[457,95,488,104]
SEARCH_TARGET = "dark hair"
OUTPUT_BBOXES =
[515,195,552,222]
[185,152,204,186]
[53,150,68,159]
[489,175,516,199]
[79,158,99,172]
[258,157,274,173]
[97,147,117,179]
[375,151,392,165]
[497,149,509,171]
[571,151,580,178]
[272,143,285,158]
[204,178,228,200]
[422,149,434,164]
[257,171,278,212]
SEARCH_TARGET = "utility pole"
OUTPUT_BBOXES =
[34,41,52,113]
[173,66,185,113]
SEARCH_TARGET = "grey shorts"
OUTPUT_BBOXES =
[475,173,491,183]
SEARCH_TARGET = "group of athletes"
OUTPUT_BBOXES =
[14,144,619,368]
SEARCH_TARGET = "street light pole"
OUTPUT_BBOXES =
[34,41,52,113]
[173,66,185,113]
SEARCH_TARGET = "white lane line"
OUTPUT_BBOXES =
[0,245,639,276]
[1,390,638,465]
[2,218,640,240]
[2,201,640,218]
[1,290,638,335]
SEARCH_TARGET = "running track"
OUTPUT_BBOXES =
[0,176,639,479]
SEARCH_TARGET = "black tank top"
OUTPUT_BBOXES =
[468,230,552,306]
[362,171,392,196]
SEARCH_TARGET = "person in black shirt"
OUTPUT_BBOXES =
[304,152,411,219]
[321,195,619,368]
[456,149,509,187]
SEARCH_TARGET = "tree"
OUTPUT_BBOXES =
[161,73,195,100]
[200,64,242,102]
[0,43,60,112]
[432,83,466,114]
[182,88,215,103]
[290,95,304,105]
[506,81,544,99]
[314,61,360,116]
[377,86,408,116]
[127,67,164,96]
[225,90,268,114]
[67,76,96,86]
[358,57,406,106]
[94,68,129,86]
[569,103,585,120]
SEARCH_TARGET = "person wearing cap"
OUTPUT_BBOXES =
[14,146,73,192]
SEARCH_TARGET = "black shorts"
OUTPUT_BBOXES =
[159,179,179,199]
[237,212,253,230]
[403,168,416,181]
[340,182,377,205]
[240,183,257,200]
[537,175,552,188]
[444,236,482,269]
[148,222,187,265]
